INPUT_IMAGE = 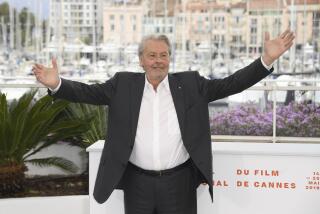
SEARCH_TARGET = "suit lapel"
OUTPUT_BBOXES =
[129,73,186,146]
[130,73,145,146]
[168,74,185,137]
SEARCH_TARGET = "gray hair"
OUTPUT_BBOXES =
[138,35,172,57]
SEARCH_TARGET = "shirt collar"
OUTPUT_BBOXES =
[144,74,170,92]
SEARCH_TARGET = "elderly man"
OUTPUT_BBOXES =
[33,30,294,214]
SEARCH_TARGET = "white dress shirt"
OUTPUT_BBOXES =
[129,75,190,170]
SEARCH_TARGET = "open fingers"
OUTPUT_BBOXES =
[32,66,38,74]
[32,65,42,73]
[264,32,270,42]
[33,69,45,82]
[35,75,43,83]
[284,32,295,45]
[52,58,58,70]
[34,63,44,70]
[32,67,41,80]
[284,42,294,49]
[284,39,294,48]
[32,64,46,79]
[280,29,290,39]
[284,31,294,40]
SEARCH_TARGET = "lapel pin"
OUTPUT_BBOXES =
[178,86,182,89]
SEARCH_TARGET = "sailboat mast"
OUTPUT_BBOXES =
[181,0,186,67]
[289,0,296,73]
[9,0,14,50]
[164,0,167,34]
[1,16,7,48]
[15,5,21,50]
[25,5,31,49]
[92,0,97,65]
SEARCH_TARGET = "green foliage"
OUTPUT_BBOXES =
[0,2,10,23]
[0,3,37,47]
[82,37,92,45]
[65,103,107,147]
[0,90,91,173]
[19,7,36,47]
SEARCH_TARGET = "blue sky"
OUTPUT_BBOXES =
[0,0,50,19]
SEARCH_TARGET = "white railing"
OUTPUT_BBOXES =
[1,78,320,144]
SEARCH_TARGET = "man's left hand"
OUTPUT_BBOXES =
[262,29,295,66]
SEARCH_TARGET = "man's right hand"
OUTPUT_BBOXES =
[32,58,60,90]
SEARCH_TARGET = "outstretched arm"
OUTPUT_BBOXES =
[198,29,295,102]
[32,58,118,105]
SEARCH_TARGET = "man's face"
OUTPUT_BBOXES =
[139,39,170,82]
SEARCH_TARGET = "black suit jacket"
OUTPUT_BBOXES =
[51,58,272,204]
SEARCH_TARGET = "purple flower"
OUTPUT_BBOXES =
[210,102,320,137]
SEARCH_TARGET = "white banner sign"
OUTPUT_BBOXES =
[87,141,320,214]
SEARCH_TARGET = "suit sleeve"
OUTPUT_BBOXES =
[196,58,273,103]
[48,72,119,105]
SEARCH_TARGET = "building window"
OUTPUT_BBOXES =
[250,35,257,44]
[133,24,136,31]
[251,28,257,34]
[232,35,237,42]
[232,35,242,42]
[313,12,320,27]
[110,15,114,20]
[235,16,240,23]
[111,24,115,31]
[251,18,257,26]
[221,35,225,42]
